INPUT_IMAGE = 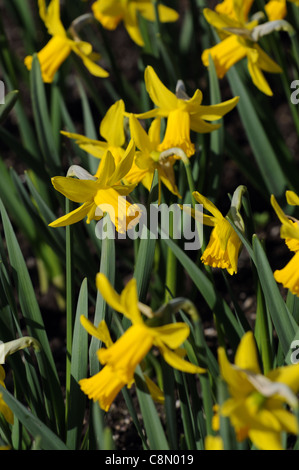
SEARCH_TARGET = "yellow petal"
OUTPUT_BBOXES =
[120,277,143,325]
[205,435,224,450]
[51,176,98,202]
[192,192,223,219]
[80,315,113,347]
[144,375,165,404]
[38,0,66,37]
[71,43,109,78]
[144,66,178,112]
[157,341,206,374]
[274,251,299,296]
[96,150,116,186]
[286,190,299,206]
[100,100,125,147]
[248,429,283,450]
[129,114,152,152]
[49,201,95,227]
[96,273,125,314]
[203,7,242,30]
[266,363,299,394]
[137,3,179,23]
[218,347,254,397]
[195,96,239,122]
[152,323,190,349]
[107,139,136,186]
[234,331,261,373]
[265,0,287,21]
[247,48,273,96]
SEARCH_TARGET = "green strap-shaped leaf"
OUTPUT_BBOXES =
[0,385,68,450]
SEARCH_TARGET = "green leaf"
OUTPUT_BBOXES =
[0,386,68,450]
[0,90,19,123]
[30,55,60,173]
[0,199,65,435]
[66,278,89,449]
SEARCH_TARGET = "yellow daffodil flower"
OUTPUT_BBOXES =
[204,435,224,450]
[202,0,282,95]
[24,0,108,83]
[219,331,299,450]
[126,114,180,201]
[265,0,299,21]
[271,191,299,295]
[189,188,245,275]
[61,100,126,175]
[132,66,239,159]
[49,140,141,233]
[0,366,13,425]
[79,273,205,411]
[92,0,179,47]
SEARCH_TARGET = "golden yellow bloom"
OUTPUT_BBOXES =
[271,192,299,295]
[49,140,141,233]
[61,100,126,175]
[0,366,13,425]
[265,0,299,20]
[92,0,179,47]
[190,189,244,275]
[219,331,299,450]
[126,114,180,201]
[79,274,205,411]
[24,0,108,83]
[202,0,282,95]
[132,66,239,159]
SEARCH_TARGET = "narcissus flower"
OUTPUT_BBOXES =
[49,140,141,233]
[61,100,126,175]
[133,66,239,159]
[219,331,299,450]
[24,0,108,83]
[189,187,245,275]
[202,0,282,95]
[265,0,299,20]
[126,114,180,201]
[92,0,179,47]
[271,191,299,295]
[79,273,205,411]
[0,366,13,425]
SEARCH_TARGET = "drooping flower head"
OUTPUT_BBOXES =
[49,140,141,233]
[92,0,179,47]
[24,0,108,83]
[132,66,239,160]
[219,331,299,450]
[79,273,205,411]
[271,191,299,296]
[188,187,245,275]
[202,0,282,95]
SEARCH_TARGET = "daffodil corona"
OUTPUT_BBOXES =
[24,0,108,83]
[202,0,282,95]
[79,273,205,411]
[219,331,299,450]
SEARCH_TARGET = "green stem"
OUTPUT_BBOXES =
[65,199,74,426]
